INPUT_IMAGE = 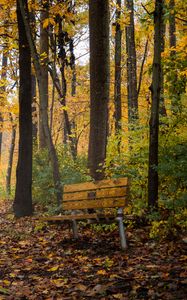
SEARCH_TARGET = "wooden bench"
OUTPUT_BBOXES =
[42,177,129,250]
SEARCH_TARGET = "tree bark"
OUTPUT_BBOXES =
[6,114,16,196]
[125,0,138,123]
[88,0,110,180]
[30,1,37,141]
[169,0,184,112]
[137,38,149,97]
[39,0,49,148]
[160,2,167,117]
[0,47,8,165]
[70,38,76,97]
[114,0,122,135]
[148,0,163,209]
[13,0,33,217]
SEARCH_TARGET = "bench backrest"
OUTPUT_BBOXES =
[62,177,129,210]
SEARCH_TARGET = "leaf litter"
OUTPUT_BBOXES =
[0,202,186,299]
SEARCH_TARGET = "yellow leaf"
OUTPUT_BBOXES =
[48,265,59,272]
[43,18,55,29]
[97,269,107,275]
[3,280,11,286]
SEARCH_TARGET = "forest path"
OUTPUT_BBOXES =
[0,200,186,299]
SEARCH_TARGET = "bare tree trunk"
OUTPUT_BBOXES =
[114,0,122,135]
[148,0,163,209]
[39,0,49,148]
[70,38,76,97]
[30,1,37,140]
[13,0,33,217]
[160,2,167,117]
[88,0,110,180]
[137,38,149,97]
[49,32,56,133]
[69,38,78,158]
[125,0,138,123]
[18,0,62,206]
[0,47,8,164]
[31,71,37,140]
[169,0,176,57]
[6,114,16,196]
[169,0,185,112]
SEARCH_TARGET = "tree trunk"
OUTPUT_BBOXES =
[137,38,149,97]
[88,0,110,180]
[30,2,37,141]
[114,0,122,135]
[148,0,163,209]
[169,0,176,55]
[0,47,8,165]
[13,0,33,217]
[31,71,37,140]
[70,38,76,97]
[6,114,16,196]
[125,0,138,123]
[39,0,49,148]
[18,0,62,206]
[160,2,167,117]
[169,0,184,113]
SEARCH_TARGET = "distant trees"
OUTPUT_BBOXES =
[88,0,110,180]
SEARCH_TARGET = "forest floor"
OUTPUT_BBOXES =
[0,200,186,300]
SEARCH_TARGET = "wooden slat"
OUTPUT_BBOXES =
[63,197,126,210]
[63,186,127,201]
[41,213,115,222]
[63,177,128,193]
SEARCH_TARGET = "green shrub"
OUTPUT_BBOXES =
[105,109,187,236]
[32,146,91,209]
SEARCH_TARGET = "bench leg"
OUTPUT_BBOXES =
[72,220,78,239]
[116,208,127,250]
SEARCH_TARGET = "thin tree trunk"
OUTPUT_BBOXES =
[148,0,163,209]
[49,32,56,133]
[70,38,76,97]
[30,1,37,140]
[50,82,55,132]
[69,38,78,158]
[0,47,8,164]
[125,0,138,123]
[48,65,76,160]
[6,114,16,196]
[13,0,33,217]
[48,25,76,158]
[39,0,49,148]
[18,0,62,206]
[169,0,176,55]
[160,3,167,117]
[114,0,122,135]
[137,38,149,97]
[169,0,181,113]
[88,0,110,180]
